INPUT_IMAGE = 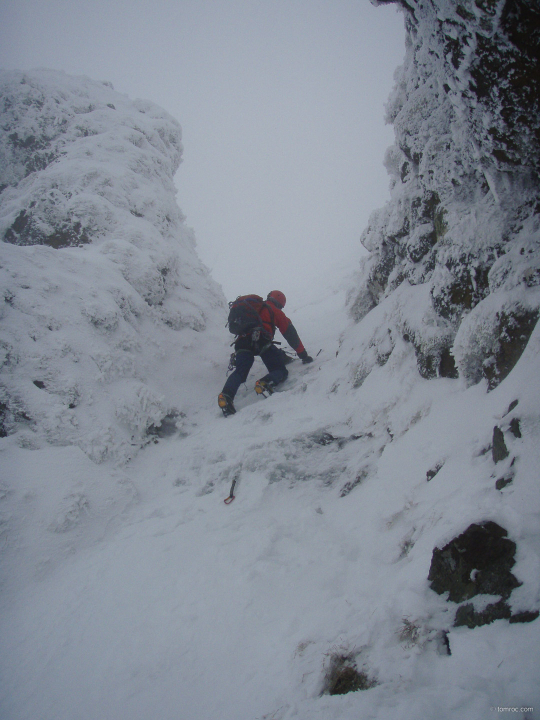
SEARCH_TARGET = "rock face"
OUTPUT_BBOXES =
[428,521,539,628]
[349,0,540,390]
[0,70,225,461]
[428,521,520,603]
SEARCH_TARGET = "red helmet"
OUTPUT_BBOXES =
[267,290,286,309]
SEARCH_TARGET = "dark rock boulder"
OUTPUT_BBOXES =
[482,310,538,390]
[428,521,520,603]
[428,521,539,628]
[454,599,512,629]
[492,427,510,463]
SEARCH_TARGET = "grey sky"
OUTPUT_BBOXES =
[0,0,405,301]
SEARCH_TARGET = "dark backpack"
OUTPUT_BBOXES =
[227,294,266,336]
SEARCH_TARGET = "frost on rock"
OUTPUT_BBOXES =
[0,70,182,248]
[0,69,225,461]
[350,0,540,390]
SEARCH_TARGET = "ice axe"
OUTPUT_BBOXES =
[224,477,237,504]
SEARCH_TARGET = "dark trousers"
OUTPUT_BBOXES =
[222,344,288,399]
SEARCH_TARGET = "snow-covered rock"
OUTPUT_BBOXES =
[349,0,540,390]
[0,69,226,462]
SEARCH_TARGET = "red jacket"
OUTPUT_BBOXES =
[260,302,305,354]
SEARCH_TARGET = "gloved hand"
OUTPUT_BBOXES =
[298,350,313,364]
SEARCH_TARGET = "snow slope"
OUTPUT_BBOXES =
[1,270,539,720]
[2,4,540,717]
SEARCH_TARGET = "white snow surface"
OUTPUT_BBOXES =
[1,61,540,720]
[1,272,540,719]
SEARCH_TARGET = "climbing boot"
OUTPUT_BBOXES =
[255,379,275,397]
[218,393,236,417]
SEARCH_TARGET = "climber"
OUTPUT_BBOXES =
[218,290,313,416]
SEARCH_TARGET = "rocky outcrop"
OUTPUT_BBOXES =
[428,521,539,628]
[428,521,521,603]
[349,0,540,389]
[0,70,225,461]
[0,70,182,251]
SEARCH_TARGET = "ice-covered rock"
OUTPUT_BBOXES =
[350,0,540,389]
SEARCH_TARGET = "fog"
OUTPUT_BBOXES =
[0,0,405,300]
